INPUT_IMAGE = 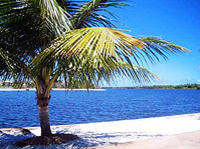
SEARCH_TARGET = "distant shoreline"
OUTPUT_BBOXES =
[103,84,200,90]
[0,88,106,91]
[0,88,199,91]
[102,87,199,90]
[1,83,200,91]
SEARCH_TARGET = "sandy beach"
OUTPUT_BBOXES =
[96,131,200,149]
[1,113,200,148]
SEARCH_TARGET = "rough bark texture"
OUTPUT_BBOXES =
[37,96,52,137]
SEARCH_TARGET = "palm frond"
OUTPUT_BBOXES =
[37,27,188,65]
[0,0,70,37]
[32,27,188,84]
[0,47,13,79]
[140,37,189,61]
[56,0,84,15]
[70,0,126,28]
[0,47,29,82]
[0,2,42,63]
[43,55,158,89]
[39,0,71,33]
[32,27,145,66]
[63,63,158,88]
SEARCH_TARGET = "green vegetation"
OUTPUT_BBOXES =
[142,84,200,89]
[0,81,98,89]
[103,84,200,89]
[0,0,187,145]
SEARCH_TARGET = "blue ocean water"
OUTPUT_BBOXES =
[0,89,200,128]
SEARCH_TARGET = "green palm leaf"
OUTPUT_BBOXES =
[39,0,71,33]
[70,0,126,28]
[32,27,188,84]
[140,37,189,61]
[0,0,71,36]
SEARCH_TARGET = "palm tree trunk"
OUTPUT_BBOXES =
[37,96,52,137]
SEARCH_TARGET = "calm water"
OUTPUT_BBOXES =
[0,89,200,128]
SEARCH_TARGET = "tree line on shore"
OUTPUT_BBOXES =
[0,81,97,89]
[103,84,200,89]
[1,81,199,89]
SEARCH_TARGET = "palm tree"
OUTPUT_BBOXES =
[0,0,188,144]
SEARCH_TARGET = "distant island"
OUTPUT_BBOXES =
[103,84,200,90]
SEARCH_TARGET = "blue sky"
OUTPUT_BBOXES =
[103,0,200,87]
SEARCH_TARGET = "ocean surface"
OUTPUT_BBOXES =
[0,89,200,128]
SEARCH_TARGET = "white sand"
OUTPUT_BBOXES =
[1,113,200,148]
[98,131,200,149]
